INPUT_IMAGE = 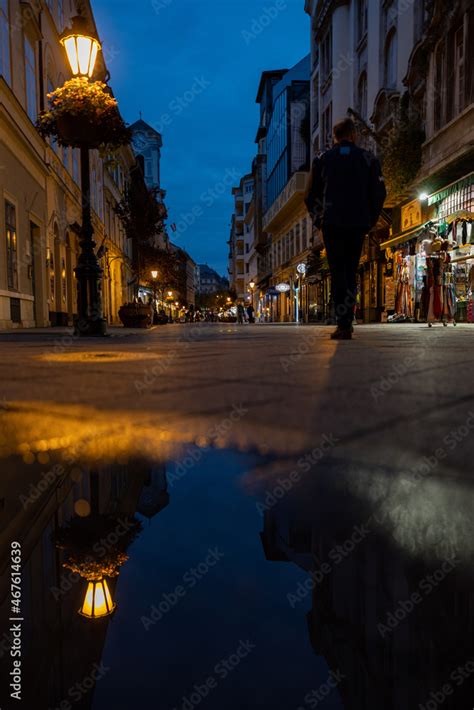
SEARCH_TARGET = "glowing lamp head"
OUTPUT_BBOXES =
[79,579,115,619]
[167,291,173,298]
[151,270,158,280]
[249,281,256,290]
[60,15,101,79]
[419,192,429,202]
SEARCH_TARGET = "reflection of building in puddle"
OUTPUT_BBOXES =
[0,456,169,709]
[258,463,474,710]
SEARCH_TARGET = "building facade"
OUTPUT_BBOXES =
[228,173,253,302]
[261,56,313,322]
[196,263,229,295]
[0,0,133,329]
[304,0,473,325]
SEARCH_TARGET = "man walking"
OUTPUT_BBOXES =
[305,118,386,340]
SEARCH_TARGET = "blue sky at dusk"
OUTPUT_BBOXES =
[92,0,309,276]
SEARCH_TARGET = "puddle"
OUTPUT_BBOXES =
[0,446,473,709]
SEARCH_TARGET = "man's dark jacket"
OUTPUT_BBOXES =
[305,140,387,231]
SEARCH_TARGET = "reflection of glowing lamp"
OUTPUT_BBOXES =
[79,579,115,619]
[60,15,101,79]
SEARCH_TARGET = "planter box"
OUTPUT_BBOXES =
[119,304,153,329]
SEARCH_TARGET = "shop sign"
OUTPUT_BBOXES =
[266,287,280,297]
[275,283,291,293]
[401,199,422,232]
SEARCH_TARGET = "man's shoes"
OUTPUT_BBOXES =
[330,327,352,340]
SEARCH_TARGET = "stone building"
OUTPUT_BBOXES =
[0,0,132,328]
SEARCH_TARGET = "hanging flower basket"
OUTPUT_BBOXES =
[56,114,102,148]
[55,514,142,581]
[37,77,132,152]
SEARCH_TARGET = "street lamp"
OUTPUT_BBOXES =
[248,280,256,314]
[150,270,159,323]
[167,291,173,321]
[79,578,115,619]
[60,14,106,336]
[59,15,101,78]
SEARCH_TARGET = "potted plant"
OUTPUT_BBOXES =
[118,301,154,328]
[37,77,131,151]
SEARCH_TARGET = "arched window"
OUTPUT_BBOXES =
[384,29,397,89]
[357,0,368,42]
[357,71,368,120]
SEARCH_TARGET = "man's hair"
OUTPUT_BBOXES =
[333,118,356,141]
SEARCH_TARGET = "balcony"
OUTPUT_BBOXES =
[419,105,474,185]
[263,172,308,233]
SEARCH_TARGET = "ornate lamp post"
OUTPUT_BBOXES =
[167,290,173,322]
[151,270,158,320]
[248,280,256,311]
[59,15,107,336]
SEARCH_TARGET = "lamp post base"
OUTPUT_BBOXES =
[73,315,108,337]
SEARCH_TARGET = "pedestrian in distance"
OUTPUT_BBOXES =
[237,303,245,324]
[247,304,255,324]
[305,117,386,340]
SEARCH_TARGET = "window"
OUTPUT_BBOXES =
[312,75,319,130]
[72,149,79,183]
[322,102,332,149]
[357,0,368,42]
[302,218,308,250]
[454,25,465,116]
[357,71,368,120]
[434,41,445,132]
[24,36,37,122]
[321,27,332,82]
[57,0,64,31]
[384,29,397,88]
[5,201,18,290]
[0,0,10,83]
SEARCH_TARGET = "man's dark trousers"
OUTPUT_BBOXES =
[323,226,366,331]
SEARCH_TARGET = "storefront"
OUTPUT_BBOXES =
[381,174,474,324]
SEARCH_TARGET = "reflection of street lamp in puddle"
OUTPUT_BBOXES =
[79,579,116,619]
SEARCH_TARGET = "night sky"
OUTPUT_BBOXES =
[92,0,309,276]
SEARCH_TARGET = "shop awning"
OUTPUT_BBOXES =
[428,173,474,206]
[380,223,428,249]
